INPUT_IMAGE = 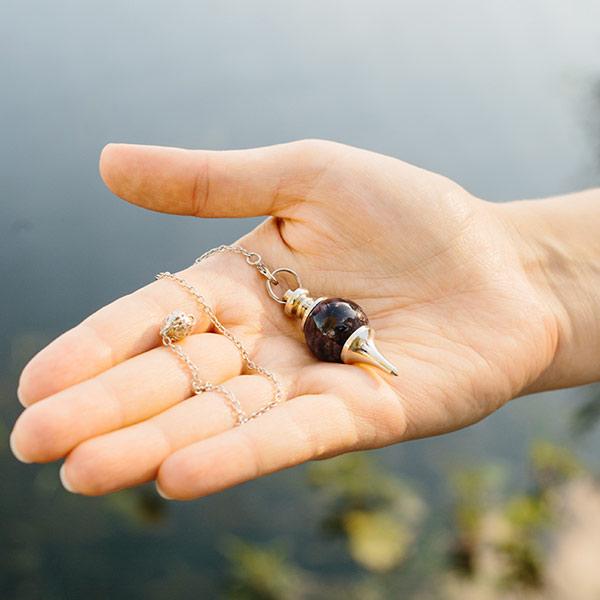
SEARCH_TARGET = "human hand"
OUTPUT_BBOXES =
[11,140,586,499]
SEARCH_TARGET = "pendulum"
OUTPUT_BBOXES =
[280,286,398,376]
[192,246,399,376]
[264,266,398,376]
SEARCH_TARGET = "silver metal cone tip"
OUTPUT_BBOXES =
[341,325,399,376]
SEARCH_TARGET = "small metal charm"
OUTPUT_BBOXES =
[160,310,196,342]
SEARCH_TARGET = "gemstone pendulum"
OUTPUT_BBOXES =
[281,287,399,376]
[194,246,400,377]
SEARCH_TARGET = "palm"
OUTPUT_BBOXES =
[11,140,555,499]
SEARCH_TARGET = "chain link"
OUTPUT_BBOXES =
[157,245,287,425]
[161,333,248,424]
[195,244,280,284]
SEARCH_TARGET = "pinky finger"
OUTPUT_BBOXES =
[155,393,361,500]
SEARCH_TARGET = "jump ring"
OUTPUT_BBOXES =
[245,252,262,266]
[266,267,302,304]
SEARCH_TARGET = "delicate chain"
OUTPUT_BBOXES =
[160,331,247,424]
[195,244,279,284]
[196,245,302,304]
[156,245,287,425]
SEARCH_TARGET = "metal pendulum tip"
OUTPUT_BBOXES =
[341,325,399,376]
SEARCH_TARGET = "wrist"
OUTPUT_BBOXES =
[495,189,600,392]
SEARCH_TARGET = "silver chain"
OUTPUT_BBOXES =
[156,245,286,425]
[195,244,280,284]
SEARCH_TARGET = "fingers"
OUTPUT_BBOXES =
[99,139,338,218]
[59,375,288,495]
[156,392,362,500]
[152,361,404,501]
[11,332,243,463]
[17,264,220,406]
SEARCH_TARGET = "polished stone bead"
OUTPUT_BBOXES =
[303,297,369,362]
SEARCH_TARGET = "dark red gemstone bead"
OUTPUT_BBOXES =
[303,298,369,362]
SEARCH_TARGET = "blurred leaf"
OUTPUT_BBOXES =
[451,464,507,536]
[308,453,404,506]
[308,453,423,516]
[221,537,308,600]
[504,495,548,530]
[308,453,425,574]
[530,440,582,491]
[497,539,543,590]
[344,510,411,572]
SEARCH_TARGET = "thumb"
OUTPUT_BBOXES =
[99,139,332,218]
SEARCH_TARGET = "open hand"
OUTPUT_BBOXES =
[10,140,559,499]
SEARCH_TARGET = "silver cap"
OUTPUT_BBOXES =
[341,325,398,376]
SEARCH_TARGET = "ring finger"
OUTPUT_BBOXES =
[10,331,244,463]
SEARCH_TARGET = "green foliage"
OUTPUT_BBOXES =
[221,442,591,598]
[343,509,412,572]
[308,454,425,573]
[221,537,308,600]
[448,440,584,594]
[496,539,543,591]
[451,464,507,536]
[503,494,548,531]
[447,464,507,577]
[498,442,582,591]
[529,440,583,492]
[307,453,409,507]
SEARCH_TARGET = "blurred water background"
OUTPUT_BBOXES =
[1,1,600,598]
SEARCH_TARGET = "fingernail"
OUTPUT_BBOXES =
[9,433,31,464]
[155,482,173,500]
[16,381,30,407]
[16,384,25,406]
[59,464,76,493]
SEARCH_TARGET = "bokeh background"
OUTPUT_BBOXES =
[2,1,600,598]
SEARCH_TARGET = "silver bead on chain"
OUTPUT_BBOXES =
[156,245,286,425]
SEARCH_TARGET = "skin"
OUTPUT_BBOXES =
[9,140,600,500]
